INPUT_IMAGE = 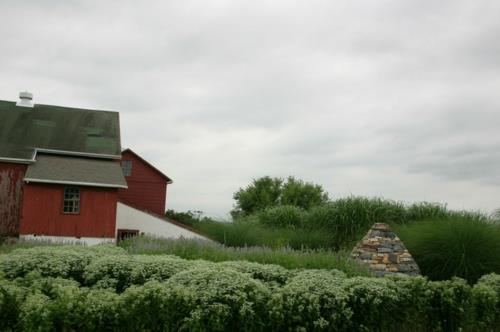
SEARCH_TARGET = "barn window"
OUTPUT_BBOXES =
[63,187,80,214]
[122,160,132,176]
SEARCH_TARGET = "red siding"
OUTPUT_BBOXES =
[0,162,27,236]
[118,151,168,215]
[20,183,117,238]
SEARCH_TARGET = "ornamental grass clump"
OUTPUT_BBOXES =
[305,197,408,249]
[395,217,500,284]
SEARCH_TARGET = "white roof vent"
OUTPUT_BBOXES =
[16,91,34,108]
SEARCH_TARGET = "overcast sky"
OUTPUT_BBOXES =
[1,1,499,218]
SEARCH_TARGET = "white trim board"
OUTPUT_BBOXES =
[20,234,115,246]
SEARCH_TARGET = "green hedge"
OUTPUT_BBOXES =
[1,247,500,331]
[1,272,499,331]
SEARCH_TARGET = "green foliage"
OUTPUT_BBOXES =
[165,209,215,226]
[342,277,411,331]
[211,196,468,252]
[165,209,200,225]
[395,217,500,284]
[304,197,486,250]
[164,267,271,331]
[477,273,500,294]
[258,205,306,228]
[232,176,283,217]
[120,281,178,331]
[305,197,405,249]
[194,219,336,249]
[74,288,122,331]
[83,254,198,292]
[231,176,329,217]
[471,273,500,328]
[19,276,83,331]
[404,201,450,221]
[280,177,330,211]
[0,279,25,331]
[269,270,353,331]
[121,236,371,276]
[218,261,294,286]
[229,187,492,252]
[1,248,500,332]
[471,283,499,330]
[425,278,473,332]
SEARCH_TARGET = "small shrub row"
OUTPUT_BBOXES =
[0,246,303,291]
[1,269,499,331]
[0,246,126,283]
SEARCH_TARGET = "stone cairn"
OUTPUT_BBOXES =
[351,223,420,277]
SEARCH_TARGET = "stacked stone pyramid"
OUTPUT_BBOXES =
[351,223,420,277]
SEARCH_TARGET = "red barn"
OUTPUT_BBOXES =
[118,148,172,216]
[0,92,206,244]
[0,92,126,244]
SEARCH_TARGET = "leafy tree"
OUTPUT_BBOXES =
[231,176,329,218]
[281,177,329,210]
[231,177,283,218]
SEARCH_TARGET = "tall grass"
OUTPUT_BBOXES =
[194,218,337,249]
[192,197,478,250]
[303,197,459,249]
[395,216,500,284]
[120,236,371,276]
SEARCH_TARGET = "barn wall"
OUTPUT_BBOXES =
[20,183,117,238]
[116,202,207,240]
[118,150,167,215]
[0,162,27,236]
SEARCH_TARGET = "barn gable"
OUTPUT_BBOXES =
[118,148,172,215]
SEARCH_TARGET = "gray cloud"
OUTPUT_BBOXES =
[1,0,499,216]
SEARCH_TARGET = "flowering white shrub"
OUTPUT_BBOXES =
[0,246,125,281]
[1,247,499,331]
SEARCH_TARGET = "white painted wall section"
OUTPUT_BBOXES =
[116,202,207,240]
[20,235,115,246]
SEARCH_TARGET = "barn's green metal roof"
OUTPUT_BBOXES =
[24,154,127,188]
[0,100,121,160]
